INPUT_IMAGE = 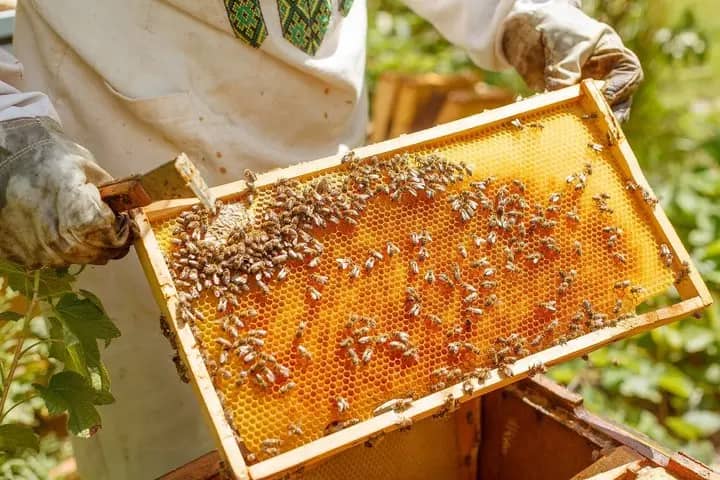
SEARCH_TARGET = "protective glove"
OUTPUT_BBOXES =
[0,117,130,267]
[502,0,643,122]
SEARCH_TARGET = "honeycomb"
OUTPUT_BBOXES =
[304,412,460,480]
[150,99,675,463]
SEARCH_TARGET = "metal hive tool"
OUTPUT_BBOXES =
[133,81,712,480]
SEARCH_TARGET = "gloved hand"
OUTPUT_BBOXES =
[0,117,130,267]
[502,1,643,122]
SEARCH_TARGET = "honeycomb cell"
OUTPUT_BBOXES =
[150,101,675,462]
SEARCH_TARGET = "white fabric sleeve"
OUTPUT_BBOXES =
[0,47,59,122]
[400,0,581,72]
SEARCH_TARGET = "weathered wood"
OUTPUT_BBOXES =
[571,447,645,480]
[158,451,224,480]
[480,384,606,480]
[531,374,584,408]
[666,453,720,480]
[581,460,646,480]
[455,398,481,480]
[99,177,152,212]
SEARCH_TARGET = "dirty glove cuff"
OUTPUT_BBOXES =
[501,0,643,122]
[0,117,130,267]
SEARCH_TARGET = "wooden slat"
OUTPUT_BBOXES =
[435,83,515,125]
[579,82,711,304]
[99,177,153,212]
[571,447,644,480]
[157,451,223,480]
[370,72,483,143]
[666,452,720,480]
[133,212,250,480]
[455,398,481,480]
[582,460,645,480]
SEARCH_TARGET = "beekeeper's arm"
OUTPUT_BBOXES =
[402,0,643,122]
[0,48,129,267]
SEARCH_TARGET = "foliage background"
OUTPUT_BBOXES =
[368,0,720,467]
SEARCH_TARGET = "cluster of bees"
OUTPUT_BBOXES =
[164,134,686,460]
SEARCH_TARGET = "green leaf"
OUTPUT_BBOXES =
[50,293,120,394]
[547,362,580,384]
[34,371,101,437]
[587,348,611,367]
[600,367,631,391]
[46,318,65,362]
[705,364,720,384]
[665,416,702,440]
[680,325,715,353]
[0,261,74,299]
[0,311,23,322]
[658,368,695,398]
[705,239,720,258]
[619,375,662,403]
[681,410,720,437]
[54,293,120,345]
[0,424,39,452]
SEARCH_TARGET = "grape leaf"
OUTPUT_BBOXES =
[0,424,39,452]
[50,293,120,396]
[53,293,120,345]
[34,372,101,437]
[47,318,66,362]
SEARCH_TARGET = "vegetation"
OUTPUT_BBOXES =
[0,265,118,478]
[369,0,720,466]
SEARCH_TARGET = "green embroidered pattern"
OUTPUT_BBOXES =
[339,0,354,17]
[277,0,332,56]
[223,0,268,48]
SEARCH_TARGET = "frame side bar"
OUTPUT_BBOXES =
[133,211,250,480]
[579,81,712,306]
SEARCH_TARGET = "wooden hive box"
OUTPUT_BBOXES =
[160,377,720,480]
[132,80,712,480]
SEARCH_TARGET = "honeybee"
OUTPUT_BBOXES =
[336,397,351,413]
[279,381,297,394]
[297,345,312,360]
[288,423,303,436]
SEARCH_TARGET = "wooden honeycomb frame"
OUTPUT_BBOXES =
[132,81,712,480]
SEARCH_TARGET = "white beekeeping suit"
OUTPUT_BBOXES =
[0,1,641,478]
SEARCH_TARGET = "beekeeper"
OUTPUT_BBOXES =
[0,0,642,478]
